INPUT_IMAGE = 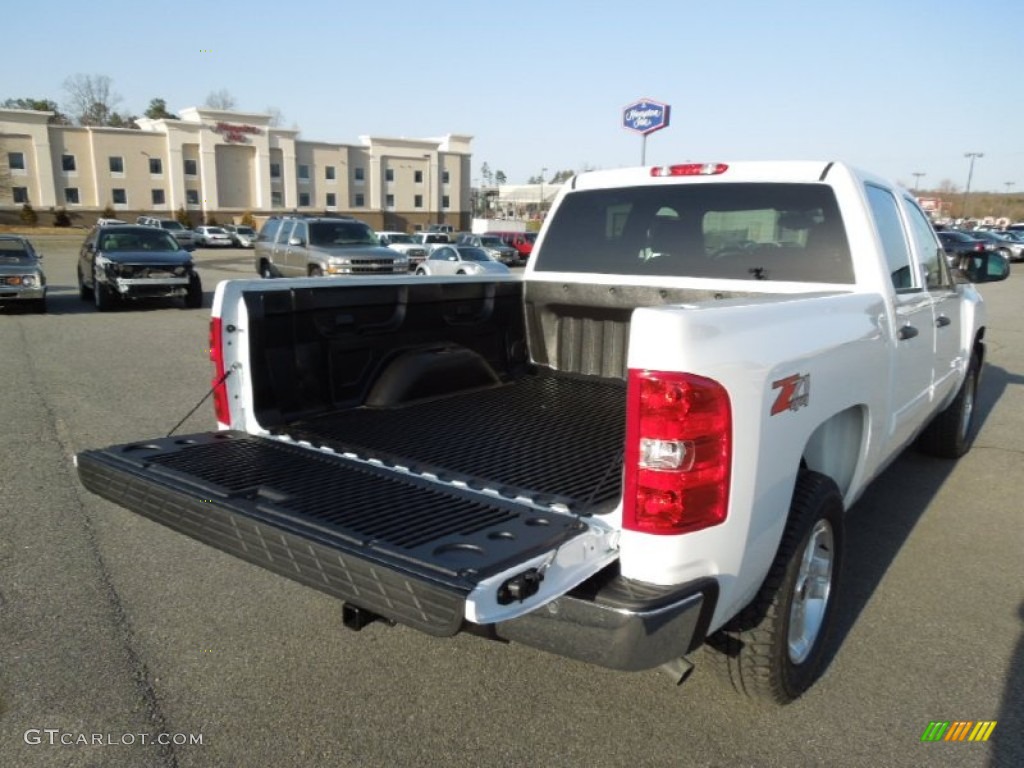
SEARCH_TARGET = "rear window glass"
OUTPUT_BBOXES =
[535,183,853,283]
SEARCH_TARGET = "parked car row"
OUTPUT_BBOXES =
[253,215,521,279]
[938,228,1024,263]
[130,217,256,250]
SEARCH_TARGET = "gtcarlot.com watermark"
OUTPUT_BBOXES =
[24,729,203,747]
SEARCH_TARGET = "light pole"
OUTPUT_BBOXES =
[539,167,547,218]
[962,152,983,220]
[912,172,925,193]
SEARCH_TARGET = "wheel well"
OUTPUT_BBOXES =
[801,406,865,500]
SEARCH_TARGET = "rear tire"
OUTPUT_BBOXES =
[259,260,275,279]
[415,267,427,275]
[917,352,980,458]
[705,470,844,705]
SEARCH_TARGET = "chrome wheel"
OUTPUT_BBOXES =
[788,519,835,664]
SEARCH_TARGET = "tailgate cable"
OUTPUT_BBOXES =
[166,368,234,437]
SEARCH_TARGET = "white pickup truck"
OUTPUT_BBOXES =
[76,161,1009,704]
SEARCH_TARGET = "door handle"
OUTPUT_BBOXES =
[936,315,952,328]
[898,325,919,341]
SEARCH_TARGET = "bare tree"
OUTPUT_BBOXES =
[204,89,237,110]
[264,106,285,127]
[63,74,122,126]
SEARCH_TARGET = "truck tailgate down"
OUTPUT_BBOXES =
[76,431,616,635]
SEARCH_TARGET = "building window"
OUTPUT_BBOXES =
[326,192,336,208]
[385,194,395,208]
[325,166,335,181]
[353,193,364,207]
[270,162,281,179]
[414,194,423,209]
[109,156,124,175]
[353,167,365,182]
[298,164,310,181]
[149,157,163,175]
[385,168,394,182]
[271,190,282,207]
[61,154,76,173]
[8,152,26,172]
[13,187,29,203]
[442,195,450,209]
[186,189,199,205]
[442,170,450,184]
[184,159,197,176]
[151,189,165,206]
[414,170,423,183]
[64,187,80,204]
[298,192,311,207]
[112,189,127,205]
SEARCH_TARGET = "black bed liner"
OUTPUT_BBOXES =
[76,431,594,636]
[276,370,627,515]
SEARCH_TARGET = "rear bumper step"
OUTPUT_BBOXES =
[75,432,592,636]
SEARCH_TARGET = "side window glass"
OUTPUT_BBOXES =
[277,221,294,244]
[865,184,915,291]
[904,199,951,290]
[292,222,308,244]
[260,220,280,243]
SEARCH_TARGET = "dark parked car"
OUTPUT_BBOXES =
[963,229,1024,262]
[77,225,203,311]
[0,235,47,313]
[937,230,988,265]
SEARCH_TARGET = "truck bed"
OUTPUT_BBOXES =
[276,368,626,514]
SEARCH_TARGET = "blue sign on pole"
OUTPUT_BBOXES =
[622,98,671,136]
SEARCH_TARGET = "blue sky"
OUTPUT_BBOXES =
[8,0,1023,192]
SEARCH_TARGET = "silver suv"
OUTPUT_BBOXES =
[255,216,407,278]
[136,216,195,250]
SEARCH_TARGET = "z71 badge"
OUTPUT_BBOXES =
[771,373,810,415]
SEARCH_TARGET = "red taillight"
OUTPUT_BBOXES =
[209,317,230,425]
[650,163,728,178]
[623,370,731,535]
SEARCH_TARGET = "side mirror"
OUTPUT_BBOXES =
[958,251,1010,283]
[288,236,304,247]
[85,243,95,253]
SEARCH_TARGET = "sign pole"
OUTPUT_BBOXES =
[641,134,647,166]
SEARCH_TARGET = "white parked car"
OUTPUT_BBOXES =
[410,232,451,256]
[414,245,511,276]
[224,225,257,248]
[194,226,234,247]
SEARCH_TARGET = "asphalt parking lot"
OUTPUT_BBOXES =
[0,234,1021,768]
